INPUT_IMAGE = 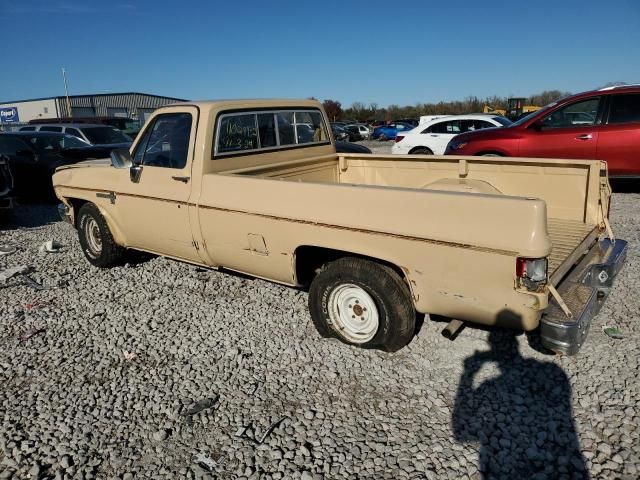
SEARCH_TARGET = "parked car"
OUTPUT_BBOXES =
[393,115,511,155]
[343,125,363,141]
[444,85,640,177]
[0,155,13,214]
[372,122,413,140]
[0,132,117,199]
[19,123,132,148]
[331,125,349,141]
[29,117,142,139]
[345,123,371,140]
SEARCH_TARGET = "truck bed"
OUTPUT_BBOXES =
[220,152,606,286]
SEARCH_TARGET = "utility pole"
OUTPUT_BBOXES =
[62,68,72,117]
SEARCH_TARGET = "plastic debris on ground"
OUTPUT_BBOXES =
[0,265,30,283]
[39,240,63,254]
[0,245,17,256]
[602,325,624,339]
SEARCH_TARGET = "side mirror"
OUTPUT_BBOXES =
[110,148,133,169]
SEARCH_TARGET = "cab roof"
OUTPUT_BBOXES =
[162,98,323,112]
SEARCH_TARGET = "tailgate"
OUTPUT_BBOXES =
[547,218,598,285]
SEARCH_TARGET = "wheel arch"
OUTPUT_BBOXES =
[293,245,416,299]
[65,197,127,246]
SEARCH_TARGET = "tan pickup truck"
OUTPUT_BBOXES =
[52,99,627,355]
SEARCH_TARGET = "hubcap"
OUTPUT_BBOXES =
[327,284,379,343]
[84,217,102,255]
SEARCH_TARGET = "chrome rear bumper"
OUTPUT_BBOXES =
[540,238,628,355]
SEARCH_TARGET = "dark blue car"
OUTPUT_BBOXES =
[372,122,413,140]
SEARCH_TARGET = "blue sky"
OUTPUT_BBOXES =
[2,0,639,107]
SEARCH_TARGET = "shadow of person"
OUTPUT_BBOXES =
[452,329,588,480]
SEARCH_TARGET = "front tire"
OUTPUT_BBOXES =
[308,257,415,352]
[77,203,125,268]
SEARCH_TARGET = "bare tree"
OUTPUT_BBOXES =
[322,100,343,122]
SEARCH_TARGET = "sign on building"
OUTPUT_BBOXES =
[0,107,20,123]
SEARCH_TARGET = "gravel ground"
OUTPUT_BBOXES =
[0,193,638,480]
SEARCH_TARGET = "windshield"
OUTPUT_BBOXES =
[81,126,132,145]
[493,116,513,126]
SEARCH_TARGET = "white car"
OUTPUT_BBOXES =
[392,114,511,155]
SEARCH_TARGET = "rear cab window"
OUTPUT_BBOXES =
[214,109,329,157]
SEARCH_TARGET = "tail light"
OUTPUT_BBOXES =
[395,135,405,143]
[516,257,547,290]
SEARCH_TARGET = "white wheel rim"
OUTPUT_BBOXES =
[328,283,379,343]
[84,217,102,254]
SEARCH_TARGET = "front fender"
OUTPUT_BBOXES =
[59,192,128,247]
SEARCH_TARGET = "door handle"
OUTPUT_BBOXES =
[575,134,593,140]
[430,134,439,137]
[172,176,190,183]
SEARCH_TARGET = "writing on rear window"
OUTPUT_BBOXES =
[215,109,329,157]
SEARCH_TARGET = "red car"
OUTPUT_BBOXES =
[445,85,640,177]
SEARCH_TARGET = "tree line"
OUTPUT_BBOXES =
[321,90,572,122]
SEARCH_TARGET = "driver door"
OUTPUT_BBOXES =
[116,107,202,262]
[519,97,601,159]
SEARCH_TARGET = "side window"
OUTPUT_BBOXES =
[429,120,461,134]
[132,113,192,169]
[40,126,63,132]
[608,94,640,124]
[460,120,495,132]
[541,98,600,128]
[218,114,258,153]
[65,128,83,138]
[460,120,476,132]
[476,120,496,129]
[19,126,36,131]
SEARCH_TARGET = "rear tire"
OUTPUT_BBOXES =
[77,203,125,268]
[308,257,415,352]
[411,147,434,155]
